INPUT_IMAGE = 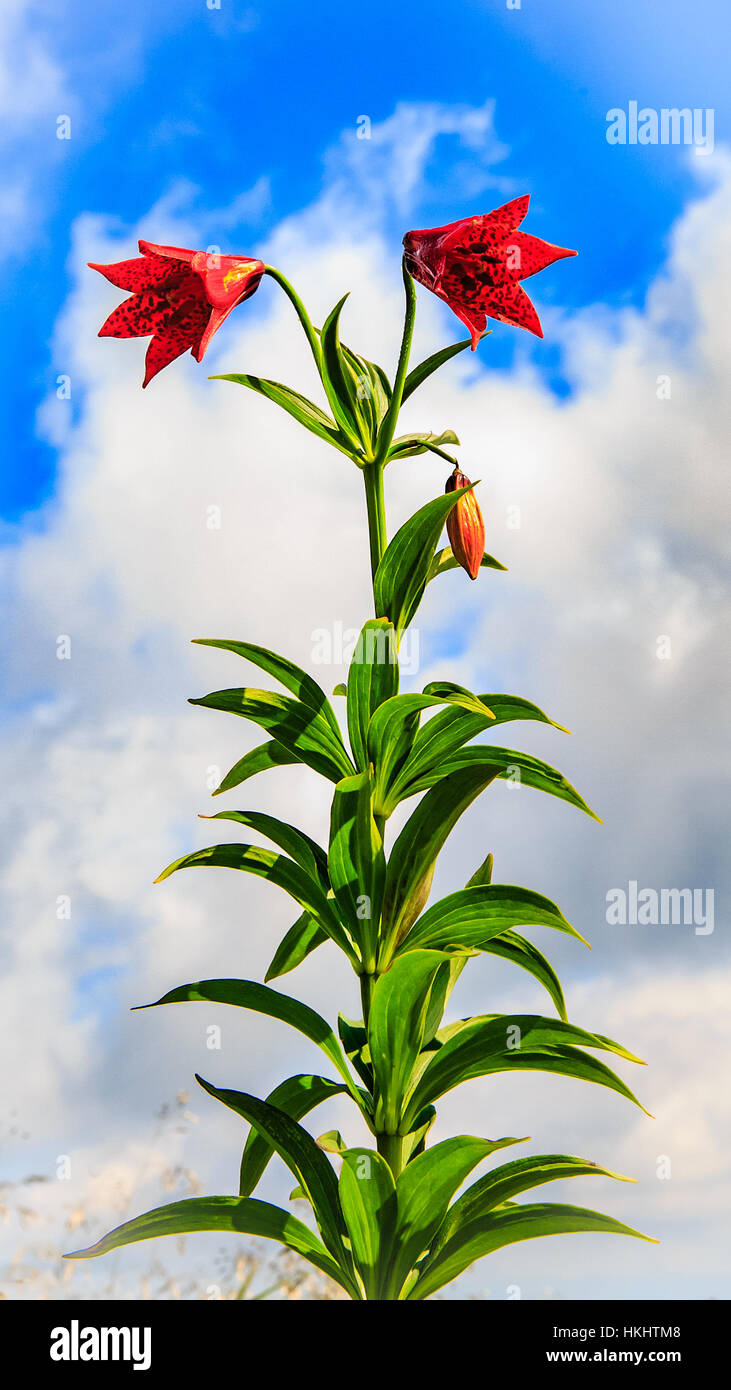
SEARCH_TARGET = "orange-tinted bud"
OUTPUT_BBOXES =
[445,468,485,580]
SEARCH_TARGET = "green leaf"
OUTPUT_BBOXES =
[65,1195,354,1293]
[385,1136,499,1297]
[338,1015,374,1093]
[192,638,344,742]
[427,546,507,580]
[373,487,472,637]
[400,884,588,953]
[135,977,361,1100]
[367,688,496,815]
[154,841,354,960]
[410,1201,657,1300]
[401,335,489,404]
[317,1130,348,1155]
[190,687,354,785]
[210,374,353,457]
[467,851,493,887]
[318,295,363,448]
[196,1079,350,1268]
[401,1105,438,1163]
[346,619,399,771]
[421,955,469,1047]
[479,930,568,1020]
[379,763,502,958]
[213,739,299,796]
[368,950,450,1132]
[238,1074,349,1196]
[338,344,392,449]
[404,1014,649,1129]
[265,912,328,982]
[390,694,569,804]
[420,681,499,718]
[387,429,460,462]
[328,771,386,965]
[402,744,600,822]
[433,1153,636,1258]
[199,809,328,885]
[338,1148,397,1299]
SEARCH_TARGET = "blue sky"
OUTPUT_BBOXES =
[4,0,727,517]
[2,0,729,1301]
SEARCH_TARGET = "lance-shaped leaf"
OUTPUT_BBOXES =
[213,739,299,796]
[427,545,507,580]
[403,1014,648,1129]
[368,950,450,1132]
[338,1015,374,1093]
[65,1196,355,1294]
[328,772,386,964]
[195,1079,351,1269]
[401,744,600,822]
[400,334,489,403]
[368,688,496,815]
[401,1104,438,1163]
[480,930,568,1021]
[134,978,361,1102]
[338,343,392,450]
[265,912,328,982]
[384,1135,506,1298]
[387,428,460,462]
[338,1149,397,1300]
[421,955,470,1047]
[192,638,343,742]
[399,884,587,953]
[347,618,399,771]
[190,688,353,785]
[467,850,493,887]
[390,694,569,803]
[210,374,354,457]
[154,841,355,961]
[238,1074,352,1197]
[432,1152,636,1260]
[318,295,363,448]
[200,809,328,885]
[379,763,501,959]
[373,487,474,637]
[409,1201,657,1300]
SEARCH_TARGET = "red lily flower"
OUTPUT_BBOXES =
[89,241,265,387]
[403,195,576,345]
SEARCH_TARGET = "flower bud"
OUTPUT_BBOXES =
[445,468,485,580]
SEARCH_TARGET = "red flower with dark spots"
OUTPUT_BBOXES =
[403,196,576,346]
[89,241,265,387]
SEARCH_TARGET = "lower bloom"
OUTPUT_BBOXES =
[89,241,265,386]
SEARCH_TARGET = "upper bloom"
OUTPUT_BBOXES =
[89,241,266,386]
[402,195,576,346]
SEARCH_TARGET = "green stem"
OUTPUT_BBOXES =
[363,462,387,595]
[376,1132,406,1180]
[373,259,418,468]
[359,971,376,1026]
[263,265,323,371]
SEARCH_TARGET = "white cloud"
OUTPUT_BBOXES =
[2,105,729,1297]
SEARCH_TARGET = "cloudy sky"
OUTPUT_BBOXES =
[1,0,729,1300]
